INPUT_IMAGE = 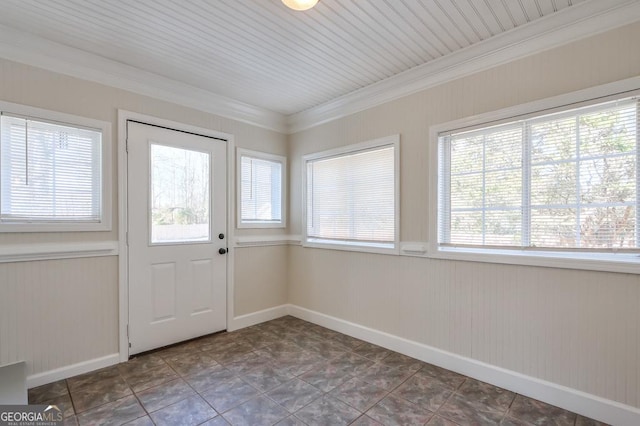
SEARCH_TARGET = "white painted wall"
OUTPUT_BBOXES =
[288,21,640,410]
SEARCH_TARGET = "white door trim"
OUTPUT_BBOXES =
[117,110,236,362]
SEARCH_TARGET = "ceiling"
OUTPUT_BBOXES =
[0,0,637,131]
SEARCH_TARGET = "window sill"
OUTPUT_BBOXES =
[304,238,398,255]
[431,246,640,275]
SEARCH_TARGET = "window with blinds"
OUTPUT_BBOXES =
[304,135,399,251]
[0,113,105,229]
[238,149,285,228]
[438,97,639,252]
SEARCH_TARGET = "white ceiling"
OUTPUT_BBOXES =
[0,0,638,132]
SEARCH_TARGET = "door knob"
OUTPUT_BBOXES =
[218,233,225,240]
[219,248,227,255]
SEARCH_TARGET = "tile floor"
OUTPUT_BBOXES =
[29,316,608,426]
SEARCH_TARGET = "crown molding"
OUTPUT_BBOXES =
[287,0,640,134]
[0,24,287,133]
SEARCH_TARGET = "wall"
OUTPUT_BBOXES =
[0,58,288,380]
[288,21,640,412]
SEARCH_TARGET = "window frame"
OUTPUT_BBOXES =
[429,79,640,274]
[236,148,286,229]
[302,135,400,255]
[0,101,112,233]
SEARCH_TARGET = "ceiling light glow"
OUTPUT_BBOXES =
[282,0,319,11]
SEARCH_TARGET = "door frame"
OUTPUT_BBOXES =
[117,110,236,362]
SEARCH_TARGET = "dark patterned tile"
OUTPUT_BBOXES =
[200,416,231,426]
[500,417,532,426]
[40,392,75,418]
[330,333,365,350]
[456,378,515,412]
[165,351,219,377]
[302,339,350,359]
[269,351,326,377]
[378,352,424,372]
[438,394,504,425]
[200,377,260,413]
[428,415,460,426]
[63,416,79,426]
[415,364,466,390]
[575,415,610,426]
[275,415,308,426]
[333,352,375,375]
[149,395,217,426]
[366,394,433,425]
[222,395,289,426]
[350,415,384,425]
[329,378,387,412]
[507,395,576,426]
[184,364,237,392]
[118,354,166,376]
[76,395,145,426]
[294,395,361,426]
[351,342,393,362]
[122,416,155,426]
[267,378,323,413]
[208,342,255,364]
[242,330,283,349]
[29,380,69,403]
[135,378,196,413]
[67,365,121,391]
[121,362,179,392]
[298,362,354,392]
[393,374,452,411]
[71,375,132,413]
[240,364,292,392]
[356,363,414,391]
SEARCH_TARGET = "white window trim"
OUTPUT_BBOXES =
[302,134,400,255]
[236,148,286,229]
[429,77,640,274]
[0,101,112,232]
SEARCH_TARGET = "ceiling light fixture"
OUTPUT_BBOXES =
[282,0,318,11]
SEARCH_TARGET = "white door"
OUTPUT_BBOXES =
[127,121,227,355]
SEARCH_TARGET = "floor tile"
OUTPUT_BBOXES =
[165,351,219,377]
[275,415,308,426]
[267,378,323,413]
[200,376,260,413]
[240,363,292,392]
[500,416,532,426]
[298,361,354,392]
[330,333,365,350]
[378,352,424,372]
[507,395,577,426]
[294,395,361,426]
[149,395,217,426]
[224,352,272,375]
[456,378,516,412]
[437,393,505,425]
[356,363,414,391]
[63,416,79,426]
[122,416,155,426]
[200,416,231,426]
[575,415,610,426]
[121,362,179,392]
[350,415,384,425]
[184,363,237,393]
[333,352,375,375]
[366,394,433,425]
[67,365,121,391]
[28,380,69,403]
[329,378,388,412]
[117,354,166,376]
[427,415,460,426]
[351,342,393,362]
[45,392,75,418]
[76,395,145,426]
[414,363,467,390]
[135,377,196,413]
[71,375,132,413]
[393,374,452,411]
[222,395,289,426]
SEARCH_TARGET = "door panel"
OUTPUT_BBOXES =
[128,121,227,355]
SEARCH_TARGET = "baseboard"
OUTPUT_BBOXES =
[287,304,640,426]
[26,353,120,389]
[228,304,289,332]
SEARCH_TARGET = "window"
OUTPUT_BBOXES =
[0,103,110,232]
[437,97,639,255]
[303,135,399,253]
[237,148,285,228]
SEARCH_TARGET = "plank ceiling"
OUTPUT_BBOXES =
[0,0,586,115]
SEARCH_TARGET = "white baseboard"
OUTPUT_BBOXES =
[228,304,289,332]
[287,304,640,426]
[26,353,120,389]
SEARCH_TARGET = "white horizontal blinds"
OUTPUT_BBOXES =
[307,145,395,243]
[0,114,102,222]
[440,97,639,251]
[240,155,282,223]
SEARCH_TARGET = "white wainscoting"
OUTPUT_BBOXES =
[0,241,118,263]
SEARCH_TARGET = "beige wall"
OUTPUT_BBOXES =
[288,22,640,409]
[0,58,288,377]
